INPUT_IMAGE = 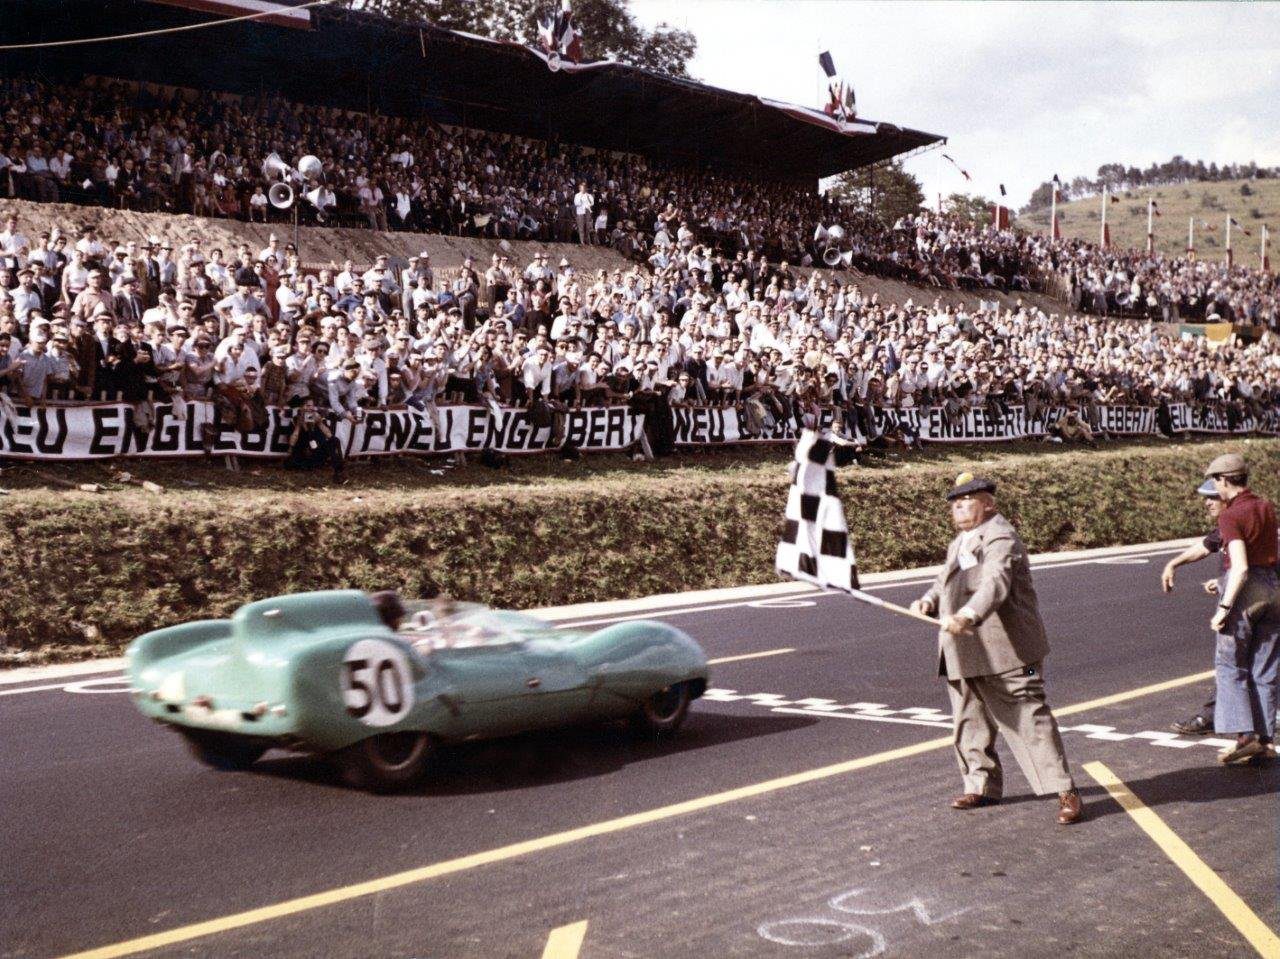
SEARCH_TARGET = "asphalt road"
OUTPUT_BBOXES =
[3,544,1278,959]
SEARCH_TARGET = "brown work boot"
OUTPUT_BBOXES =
[951,793,1000,810]
[1057,789,1083,825]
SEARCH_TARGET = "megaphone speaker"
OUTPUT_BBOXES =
[269,182,295,209]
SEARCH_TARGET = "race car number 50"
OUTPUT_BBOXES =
[342,639,415,726]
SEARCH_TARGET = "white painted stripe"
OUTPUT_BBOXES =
[772,707,953,729]
[0,537,1198,685]
[554,545,1187,628]
[708,648,795,665]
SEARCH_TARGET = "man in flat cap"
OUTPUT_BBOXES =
[1202,452,1280,764]
[911,472,1083,825]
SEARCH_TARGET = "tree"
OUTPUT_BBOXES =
[945,192,995,228]
[345,0,697,77]
[826,159,924,224]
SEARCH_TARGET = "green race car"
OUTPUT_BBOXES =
[126,590,709,791]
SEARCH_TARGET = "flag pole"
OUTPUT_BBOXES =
[1187,216,1195,261]
[846,588,940,626]
[1146,197,1154,255]
[1226,214,1233,268]
[1264,224,1271,273]
[1100,186,1108,248]
[1050,179,1059,241]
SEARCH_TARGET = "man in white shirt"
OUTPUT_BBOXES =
[573,182,595,246]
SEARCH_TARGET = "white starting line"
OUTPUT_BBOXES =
[704,689,1241,751]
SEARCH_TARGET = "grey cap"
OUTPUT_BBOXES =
[1204,452,1246,478]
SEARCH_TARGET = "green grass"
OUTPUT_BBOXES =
[1016,178,1280,261]
[3,435,1275,665]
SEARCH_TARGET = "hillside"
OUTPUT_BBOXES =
[1015,177,1280,262]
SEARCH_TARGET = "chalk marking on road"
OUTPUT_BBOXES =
[707,681,1242,751]
[773,707,952,730]
[58,667,1220,959]
[540,920,588,959]
[1084,761,1280,958]
[708,648,795,665]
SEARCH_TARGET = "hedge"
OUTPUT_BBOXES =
[3,438,1277,662]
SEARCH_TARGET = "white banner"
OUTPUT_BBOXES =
[674,402,1280,446]
[0,402,645,460]
[2,399,1276,460]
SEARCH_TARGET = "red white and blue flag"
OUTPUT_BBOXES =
[538,0,582,66]
[818,51,856,122]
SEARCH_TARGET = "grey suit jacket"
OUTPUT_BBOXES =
[921,513,1050,680]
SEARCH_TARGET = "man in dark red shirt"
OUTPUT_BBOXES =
[1205,452,1280,764]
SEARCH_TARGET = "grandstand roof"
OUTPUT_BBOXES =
[6,0,944,180]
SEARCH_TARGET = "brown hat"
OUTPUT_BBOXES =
[1204,452,1247,478]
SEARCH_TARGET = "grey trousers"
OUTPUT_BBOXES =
[946,661,1075,798]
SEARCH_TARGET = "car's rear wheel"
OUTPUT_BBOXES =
[180,729,268,771]
[337,732,433,793]
[630,682,693,736]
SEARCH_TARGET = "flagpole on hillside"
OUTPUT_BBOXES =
[1264,224,1272,273]
[1146,198,1154,255]
[1100,186,1108,248]
[1225,214,1233,268]
[1187,216,1195,261]
[1050,175,1060,241]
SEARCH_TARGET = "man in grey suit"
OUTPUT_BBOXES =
[910,473,1083,825]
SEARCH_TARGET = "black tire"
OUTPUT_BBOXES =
[181,729,268,771]
[337,732,433,793]
[630,682,692,736]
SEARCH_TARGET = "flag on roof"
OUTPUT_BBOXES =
[818,51,856,122]
[537,0,582,66]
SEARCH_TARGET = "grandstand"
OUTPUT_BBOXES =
[7,0,941,182]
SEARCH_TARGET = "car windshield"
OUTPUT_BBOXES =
[399,600,532,652]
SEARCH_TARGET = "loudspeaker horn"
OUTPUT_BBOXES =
[269,182,295,209]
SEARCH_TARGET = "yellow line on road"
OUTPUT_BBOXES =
[60,667,1217,959]
[1083,761,1280,958]
[1056,670,1213,718]
[709,648,794,664]
[541,921,588,959]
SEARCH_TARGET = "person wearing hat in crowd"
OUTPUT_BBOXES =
[910,472,1083,825]
[327,358,367,421]
[213,269,266,324]
[1161,478,1231,737]
[1202,452,1280,765]
[70,268,114,324]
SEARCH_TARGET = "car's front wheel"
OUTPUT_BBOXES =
[337,732,433,793]
[630,682,693,736]
[180,729,268,771]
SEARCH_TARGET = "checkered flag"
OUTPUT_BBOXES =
[776,429,860,592]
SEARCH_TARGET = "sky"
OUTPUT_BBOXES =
[628,0,1280,208]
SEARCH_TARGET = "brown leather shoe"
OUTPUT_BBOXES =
[951,793,1000,810]
[1057,789,1083,825]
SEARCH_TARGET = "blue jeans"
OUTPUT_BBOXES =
[1214,569,1280,739]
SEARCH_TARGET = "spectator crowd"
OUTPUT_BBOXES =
[0,73,1278,472]
[3,72,1273,330]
